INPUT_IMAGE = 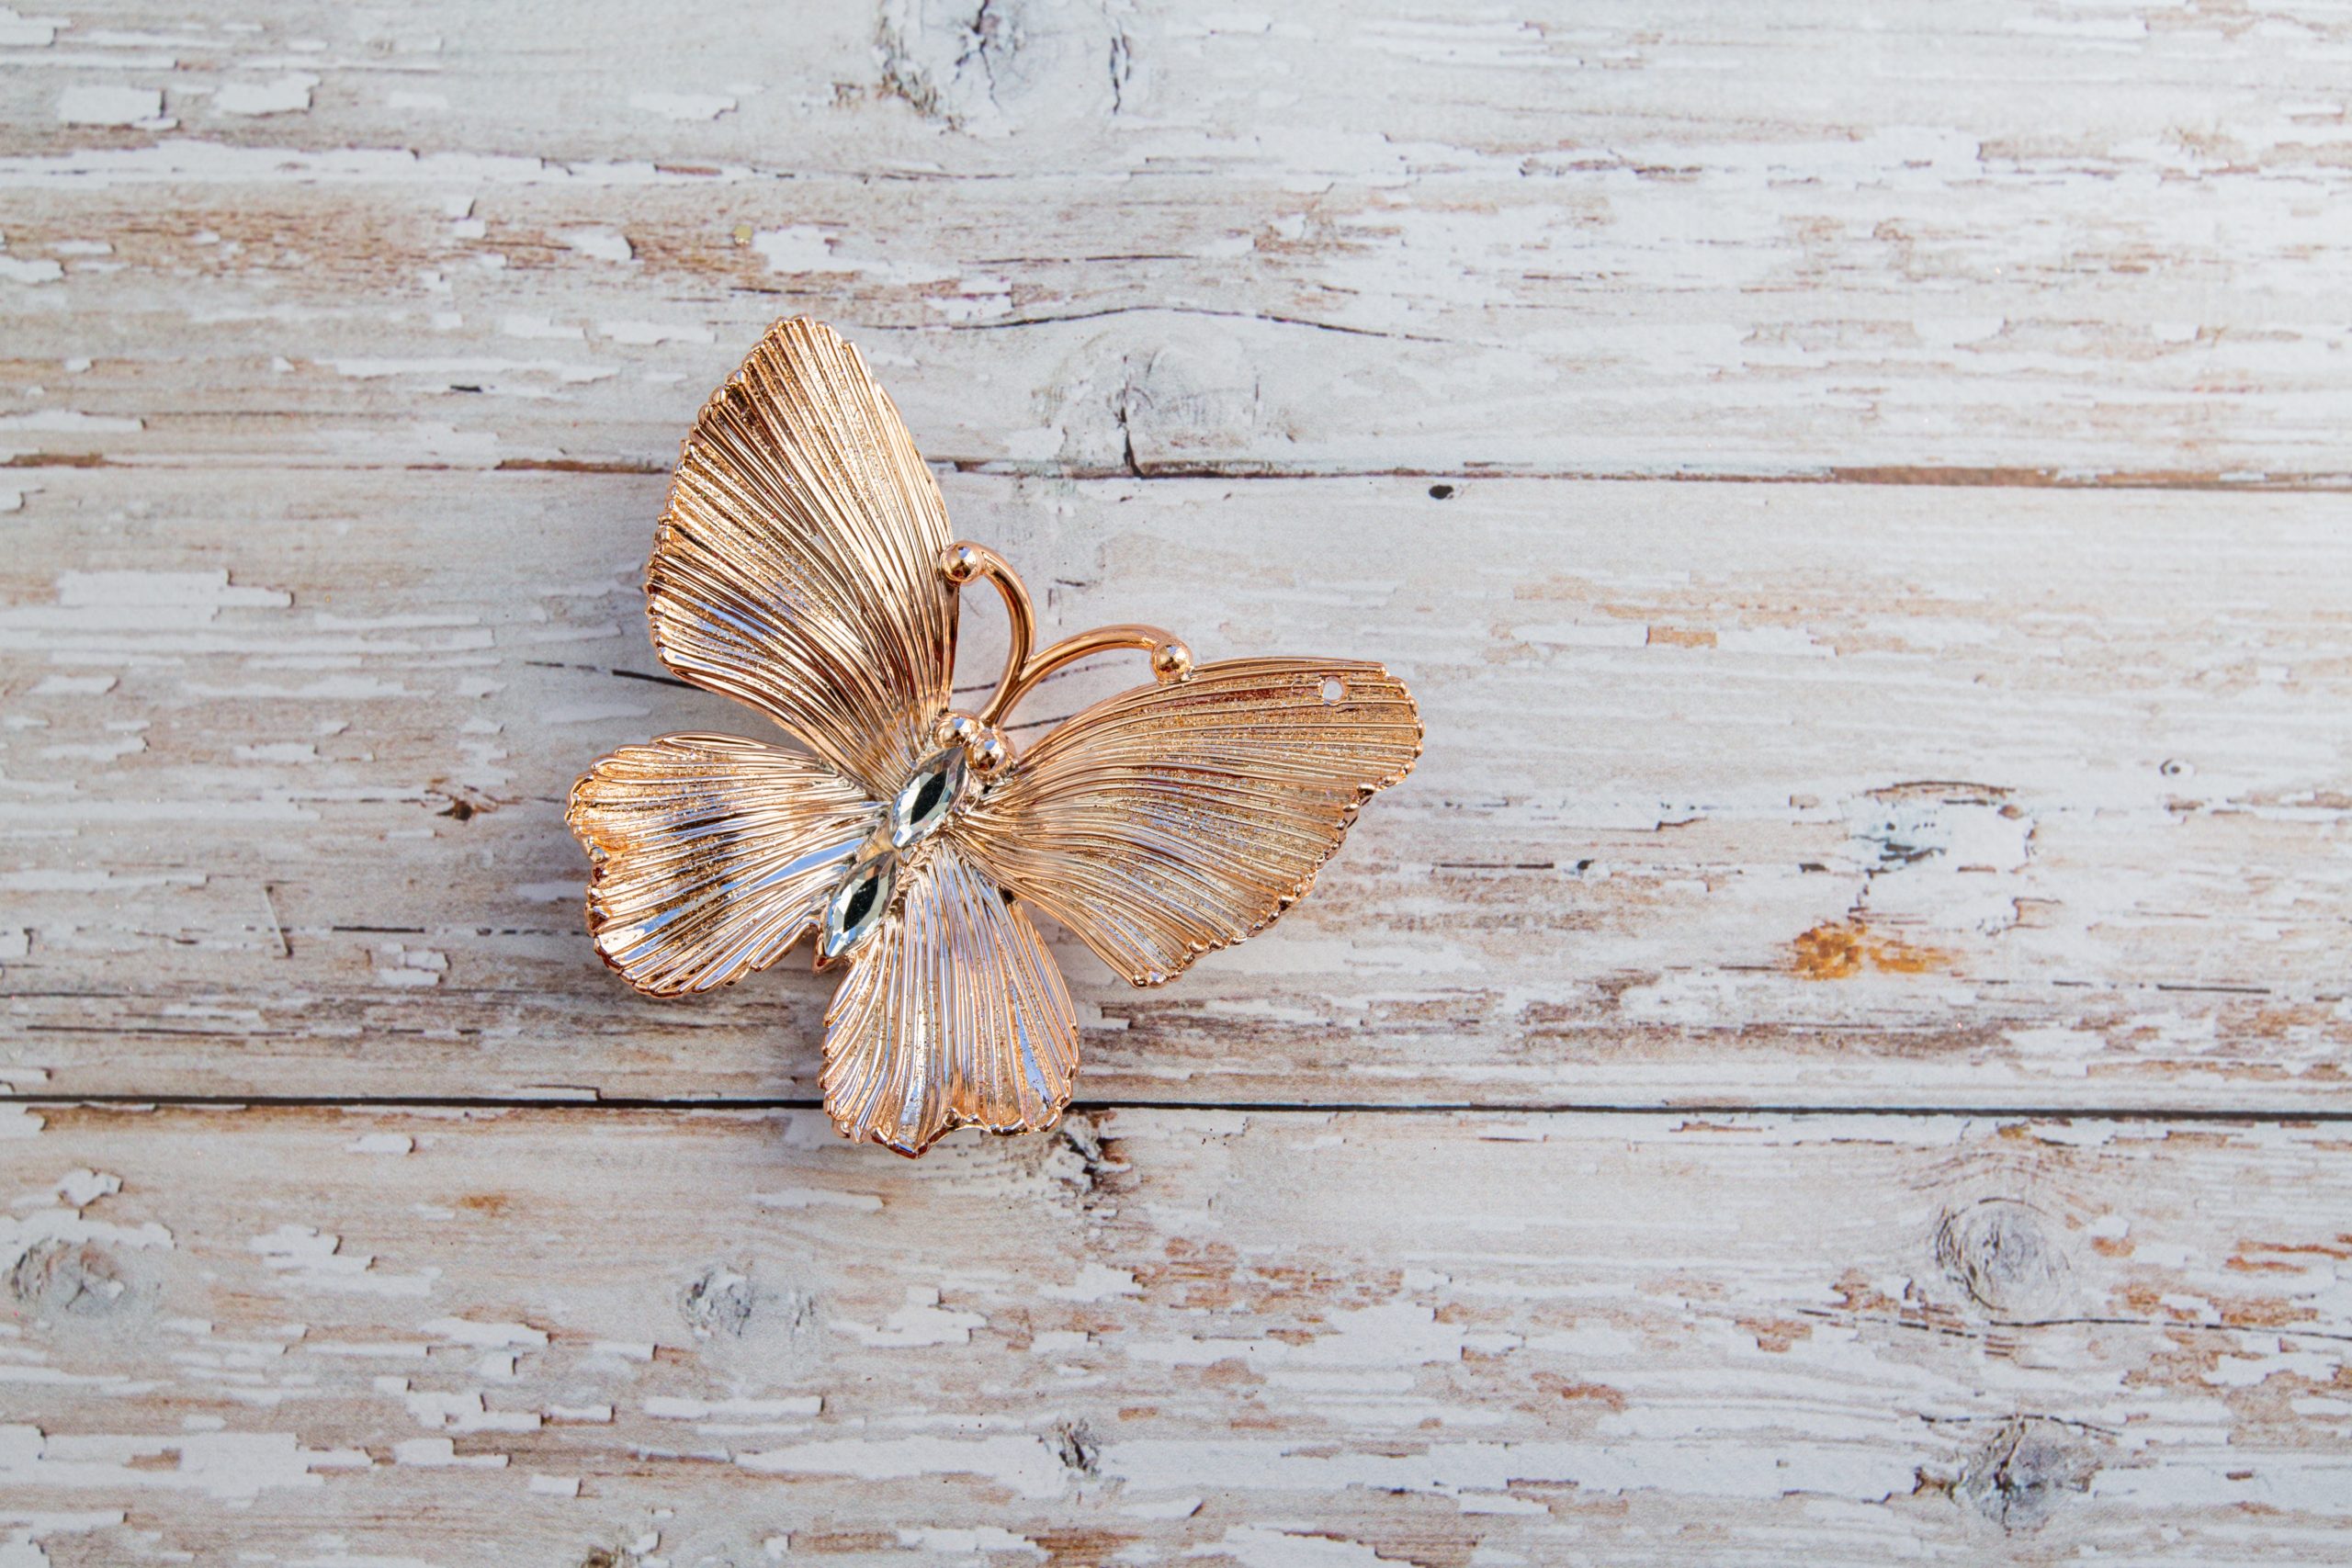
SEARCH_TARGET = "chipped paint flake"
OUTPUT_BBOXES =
[247,1225,435,1297]
[214,73,316,117]
[55,85,167,128]
[737,1435,1065,1498]
[834,1287,985,1348]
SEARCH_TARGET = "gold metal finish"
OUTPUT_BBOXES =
[939,541,1035,731]
[648,317,956,798]
[964,729,1013,777]
[821,838,1078,1156]
[938,541,1187,728]
[952,659,1421,987]
[569,317,1421,1156]
[569,734,881,995]
[986,622,1189,726]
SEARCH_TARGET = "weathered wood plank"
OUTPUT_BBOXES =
[5,1104,2348,1564]
[6,468,2346,1109]
[4,3,2350,478]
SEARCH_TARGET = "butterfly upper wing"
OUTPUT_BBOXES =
[569,733,883,995]
[650,317,956,797]
[952,657,1421,987]
[821,839,1080,1156]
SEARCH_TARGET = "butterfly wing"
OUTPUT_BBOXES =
[650,317,956,797]
[569,734,883,995]
[821,840,1079,1156]
[951,657,1421,987]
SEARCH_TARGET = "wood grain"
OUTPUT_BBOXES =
[6,1105,2350,1565]
[6,468,2347,1108]
[3,3,2350,479]
[5,1,2349,1558]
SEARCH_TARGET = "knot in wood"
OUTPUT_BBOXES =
[1954,1416,2103,1531]
[1935,1197,2071,1315]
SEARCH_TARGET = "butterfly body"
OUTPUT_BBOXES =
[570,319,1420,1156]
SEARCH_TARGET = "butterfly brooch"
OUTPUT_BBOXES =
[568,319,1421,1156]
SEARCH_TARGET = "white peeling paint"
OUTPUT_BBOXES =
[0,1426,359,1500]
[833,1287,985,1348]
[628,91,735,121]
[0,1207,172,1277]
[1198,1527,1392,1567]
[0,410,140,434]
[599,319,714,345]
[213,73,315,117]
[420,1318,545,1349]
[247,1226,435,1297]
[390,1438,505,1469]
[561,229,633,264]
[345,1134,413,1156]
[44,1169,119,1208]
[55,86,166,128]
[0,7,62,47]
[737,1436,1063,1498]
[898,1526,1043,1557]
[645,1395,820,1420]
[404,1391,538,1434]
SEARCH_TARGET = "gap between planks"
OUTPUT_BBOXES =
[11,1095,2352,1123]
[6,456,2351,491]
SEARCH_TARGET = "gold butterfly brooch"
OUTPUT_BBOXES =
[569,319,1421,1156]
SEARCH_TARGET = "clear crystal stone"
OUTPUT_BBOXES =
[821,850,897,960]
[889,746,967,849]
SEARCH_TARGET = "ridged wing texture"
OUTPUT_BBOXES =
[821,840,1079,1156]
[569,733,882,996]
[955,658,1421,987]
[650,317,956,796]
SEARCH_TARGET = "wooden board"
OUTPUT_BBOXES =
[6,1105,2351,1565]
[4,4,2351,480]
[7,470,2348,1109]
[4,1,2349,1561]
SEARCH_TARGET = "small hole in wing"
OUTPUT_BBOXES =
[1319,675,1345,705]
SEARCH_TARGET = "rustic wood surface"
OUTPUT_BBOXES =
[4,1,2349,1562]
[8,471,2351,1110]
[6,1106,2352,1566]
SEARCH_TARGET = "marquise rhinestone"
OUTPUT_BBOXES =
[821,850,898,960]
[889,746,968,850]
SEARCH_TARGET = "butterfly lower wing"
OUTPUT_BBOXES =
[569,733,883,996]
[650,317,956,796]
[822,840,1080,1156]
[953,657,1421,986]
